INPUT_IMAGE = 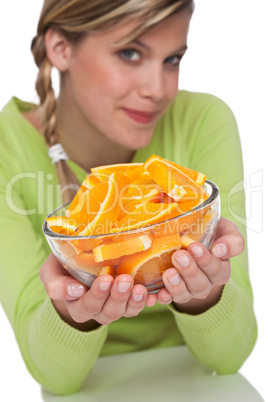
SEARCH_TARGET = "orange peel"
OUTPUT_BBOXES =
[117,233,182,285]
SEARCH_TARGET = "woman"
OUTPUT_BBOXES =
[0,0,257,395]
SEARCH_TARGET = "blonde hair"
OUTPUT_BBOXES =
[31,0,194,203]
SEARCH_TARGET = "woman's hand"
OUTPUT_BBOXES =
[40,254,156,330]
[40,217,244,326]
[156,217,245,314]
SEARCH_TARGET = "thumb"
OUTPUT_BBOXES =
[211,217,245,260]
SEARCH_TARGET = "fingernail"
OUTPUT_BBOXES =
[161,295,172,302]
[211,243,227,258]
[175,254,190,267]
[191,246,204,258]
[67,283,85,298]
[118,281,131,293]
[168,273,180,286]
[99,281,112,291]
[132,293,143,302]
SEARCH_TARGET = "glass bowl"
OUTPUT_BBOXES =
[43,180,220,292]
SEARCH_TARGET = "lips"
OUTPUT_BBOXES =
[122,108,156,124]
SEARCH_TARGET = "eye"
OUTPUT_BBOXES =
[165,55,183,67]
[119,49,140,62]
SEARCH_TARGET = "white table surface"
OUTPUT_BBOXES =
[0,301,265,402]
[40,346,263,402]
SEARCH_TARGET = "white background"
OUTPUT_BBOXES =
[0,1,267,401]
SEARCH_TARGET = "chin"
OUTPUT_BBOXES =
[123,131,154,150]
[125,139,152,151]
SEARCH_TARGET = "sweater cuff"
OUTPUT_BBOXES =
[38,296,108,354]
[167,279,238,334]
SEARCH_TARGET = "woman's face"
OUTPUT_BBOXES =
[62,10,191,150]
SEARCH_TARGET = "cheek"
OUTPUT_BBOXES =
[97,69,134,102]
[78,56,131,98]
[166,73,180,100]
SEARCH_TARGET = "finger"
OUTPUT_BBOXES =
[171,251,212,299]
[162,267,192,303]
[211,217,245,260]
[188,242,231,286]
[157,288,173,305]
[99,275,134,324]
[66,274,114,323]
[123,285,147,317]
[40,253,88,301]
[215,216,240,238]
[145,292,157,307]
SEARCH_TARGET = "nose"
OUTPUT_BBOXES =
[138,64,166,102]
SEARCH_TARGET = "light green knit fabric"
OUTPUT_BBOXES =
[0,91,257,395]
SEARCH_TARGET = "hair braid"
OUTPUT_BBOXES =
[31,34,81,203]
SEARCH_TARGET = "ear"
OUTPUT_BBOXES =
[45,28,72,72]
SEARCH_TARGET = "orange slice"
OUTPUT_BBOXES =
[150,204,211,239]
[123,183,161,200]
[132,170,156,185]
[69,263,116,277]
[169,161,207,187]
[175,197,207,215]
[92,232,153,262]
[117,233,181,285]
[66,174,102,218]
[70,237,103,252]
[65,181,107,224]
[158,192,206,213]
[68,241,84,255]
[181,234,197,249]
[111,202,180,233]
[56,242,80,259]
[82,173,101,188]
[77,171,131,236]
[66,185,88,216]
[91,162,144,181]
[144,154,208,202]
[66,175,102,220]
[152,218,181,238]
[46,216,78,235]
[118,183,161,220]
[181,208,215,242]
[98,265,116,277]
[74,251,123,269]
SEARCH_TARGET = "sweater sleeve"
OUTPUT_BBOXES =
[167,93,257,373]
[0,130,108,395]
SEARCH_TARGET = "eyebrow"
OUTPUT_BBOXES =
[132,39,188,54]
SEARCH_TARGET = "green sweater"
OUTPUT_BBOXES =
[0,91,257,395]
